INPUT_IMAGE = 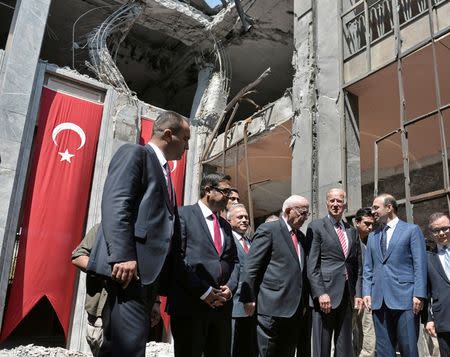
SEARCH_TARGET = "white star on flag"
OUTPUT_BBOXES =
[58,149,75,163]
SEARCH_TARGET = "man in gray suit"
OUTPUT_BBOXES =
[241,195,311,356]
[307,188,362,357]
[228,204,257,357]
[88,111,190,357]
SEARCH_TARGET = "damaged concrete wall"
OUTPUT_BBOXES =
[184,63,229,204]
[292,0,360,217]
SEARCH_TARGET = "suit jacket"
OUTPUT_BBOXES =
[87,144,176,285]
[167,203,238,317]
[426,247,450,332]
[307,217,361,309]
[362,219,427,310]
[231,232,250,318]
[240,220,309,318]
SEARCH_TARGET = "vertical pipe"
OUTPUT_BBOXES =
[426,0,450,211]
[338,0,348,208]
[243,119,254,228]
[364,0,372,72]
[392,0,413,222]
[374,141,379,196]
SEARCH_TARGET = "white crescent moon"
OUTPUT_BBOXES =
[171,161,177,173]
[52,122,86,150]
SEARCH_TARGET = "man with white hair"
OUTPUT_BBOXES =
[307,188,362,357]
[240,195,311,356]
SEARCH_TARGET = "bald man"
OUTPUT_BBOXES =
[363,194,426,357]
[241,195,311,356]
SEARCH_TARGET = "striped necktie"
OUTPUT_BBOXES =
[335,222,348,257]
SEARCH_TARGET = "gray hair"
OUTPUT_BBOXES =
[282,195,309,213]
[227,203,247,220]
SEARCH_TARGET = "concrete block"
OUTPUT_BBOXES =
[0,110,26,142]
[0,168,15,229]
[0,138,21,171]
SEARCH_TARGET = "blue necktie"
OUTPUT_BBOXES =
[380,225,388,257]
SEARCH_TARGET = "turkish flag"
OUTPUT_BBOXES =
[140,116,186,333]
[1,88,103,341]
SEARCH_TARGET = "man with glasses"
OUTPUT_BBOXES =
[352,208,375,357]
[424,212,450,356]
[167,173,238,357]
[241,195,311,356]
[362,193,427,357]
[307,188,362,357]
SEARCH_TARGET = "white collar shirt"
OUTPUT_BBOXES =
[386,217,399,249]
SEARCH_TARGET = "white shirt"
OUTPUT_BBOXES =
[148,142,169,187]
[386,217,399,249]
[232,230,249,251]
[437,244,449,276]
[198,200,225,300]
[329,215,349,255]
[282,216,302,266]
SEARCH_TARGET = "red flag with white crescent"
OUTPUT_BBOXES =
[140,116,187,333]
[1,87,103,341]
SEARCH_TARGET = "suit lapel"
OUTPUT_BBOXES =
[323,217,345,259]
[383,220,404,262]
[431,247,450,284]
[279,220,301,268]
[344,223,354,259]
[219,217,230,257]
[193,204,216,251]
[144,145,174,214]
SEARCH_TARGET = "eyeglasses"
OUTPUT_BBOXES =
[212,186,232,196]
[292,207,311,216]
[430,226,450,235]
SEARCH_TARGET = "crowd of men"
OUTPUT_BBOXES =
[73,111,450,357]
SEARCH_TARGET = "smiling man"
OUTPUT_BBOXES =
[362,193,427,357]
[307,188,362,357]
[425,212,450,356]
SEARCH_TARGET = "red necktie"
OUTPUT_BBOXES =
[164,163,174,207]
[241,237,249,254]
[336,223,348,257]
[212,213,222,255]
[290,230,299,256]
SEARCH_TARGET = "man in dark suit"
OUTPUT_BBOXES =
[167,173,238,357]
[227,203,257,357]
[363,193,427,357]
[241,195,311,356]
[87,111,190,357]
[307,188,362,357]
[424,212,450,356]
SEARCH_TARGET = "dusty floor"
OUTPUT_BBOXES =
[0,341,174,356]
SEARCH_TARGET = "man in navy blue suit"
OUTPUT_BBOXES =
[167,173,238,357]
[424,212,450,356]
[363,193,427,357]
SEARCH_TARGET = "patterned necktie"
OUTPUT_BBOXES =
[335,223,348,257]
[443,246,450,280]
[380,225,389,257]
[290,230,300,256]
[163,163,174,207]
[212,213,222,255]
[241,236,249,254]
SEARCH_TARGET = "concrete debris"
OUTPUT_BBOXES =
[0,342,174,357]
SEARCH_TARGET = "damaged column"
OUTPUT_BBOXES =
[292,0,360,216]
[184,60,229,204]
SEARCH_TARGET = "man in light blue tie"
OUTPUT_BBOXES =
[363,193,427,357]
[424,212,450,356]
